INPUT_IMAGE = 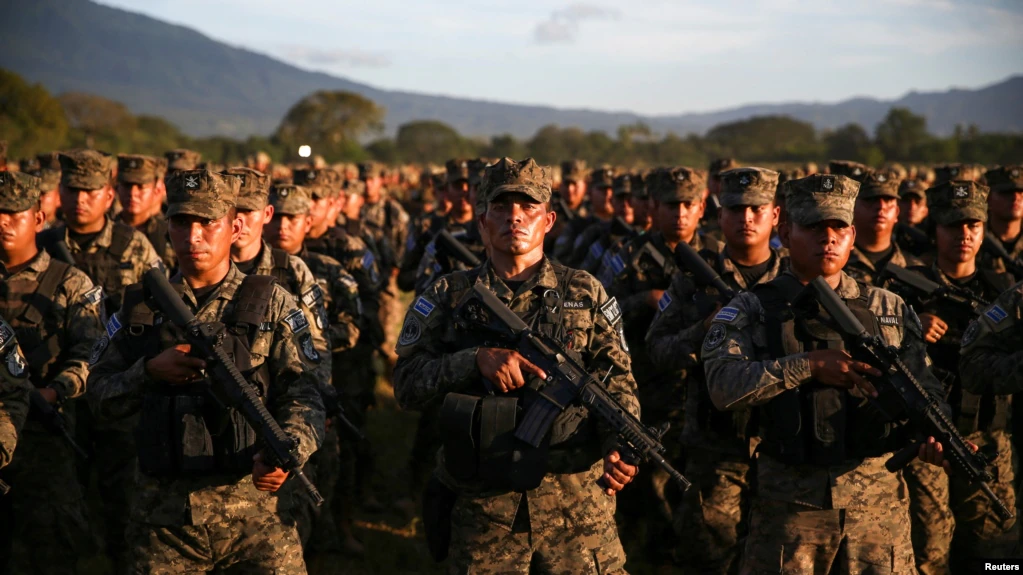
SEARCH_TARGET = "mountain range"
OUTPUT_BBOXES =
[2,0,1021,140]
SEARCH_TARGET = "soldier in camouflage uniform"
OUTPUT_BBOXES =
[0,171,103,575]
[394,158,639,574]
[894,178,933,257]
[88,169,325,574]
[0,321,31,470]
[843,169,922,286]
[28,152,62,229]
[979,166,1023,275]
[700,157,739,244]
[573,173,642,276]
[546,159,590,255]
[703,173,951,575]
[556,166,616,266]
[116,154,177,271]
[647,167,787,574]
[163,148,202,174]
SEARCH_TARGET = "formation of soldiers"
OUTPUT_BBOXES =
[0,136,1021,574]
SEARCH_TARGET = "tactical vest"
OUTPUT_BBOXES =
[146,217,169,261]
[754,275,901,466]
[440,264,597,491]
[268,248,299,295]
[114,275,278,478]
[0,260,72,386]
[39,222,134,316]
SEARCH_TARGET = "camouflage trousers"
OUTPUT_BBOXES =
[740,497,916,575]
[447,463,628,575]
[675,449,750,575]
[92,416,139,570]
[0,421,95,575]
[903,456,953,575]
[126,515,306,574]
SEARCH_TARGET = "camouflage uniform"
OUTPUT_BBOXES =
[394,158,637,574]
[646,167,787,574]
[0,171,103,575]
[546,159,590,256]
[700,157,740,244]
[555,167,615,266]
[118,154,176,271]
[978,166,1023,275]
[703,174,944,575]
[87,169,324,574]
[0,321,31,470]
[893,179,933,257]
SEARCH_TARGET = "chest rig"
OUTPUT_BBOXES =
[39,223,134,317]
[754,275,900,466]
[0,261,72,386]
[115,274,278,478]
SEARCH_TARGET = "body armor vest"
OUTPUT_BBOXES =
[146,217,169,261]
[39,222,134,317]
[0,260,72,386]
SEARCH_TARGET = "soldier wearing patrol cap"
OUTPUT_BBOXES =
[979,165,1023,275]
[844,168,922,286]
[703,173,951,575]
[29,152,62,229]
[702,158,740,242]
[88,169,324,574]
[0,171,103,574]
[894,178,933,257]
[117,154,176,271]
[828,159,871,182]
[646,167,787,574]
[163,149,202,173]
[570,173,643,276]
[546,159,590,255]
[899,180,1017,575]
[555,166,617,265]
[394,157,639,573]
[934,163,985,186]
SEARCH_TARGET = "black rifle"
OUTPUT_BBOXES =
[30,388,89,460]
[554,194,578,224]
[798,276,1013,520]
[143,268,324,506]
[461,284,691,491]
[47,238,76,266]
[673,241,736,302]
[434,229,481,268]
[894,222,932,253]
[320,387,365,442]
[881,264,989,315]
[982,231,1023,277]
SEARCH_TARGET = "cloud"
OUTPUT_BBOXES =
[282,45,392,68]
[533,3,620,44]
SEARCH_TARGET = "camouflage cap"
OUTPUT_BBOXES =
[224,167,271,210]
[709,158,739,179]
[344,179,366,197]
[164,149,202,172]
[782,174,860,226]
[984,165,1023,193]
[467,158,490,187]
[612,173,637,197]
[155,158,169,180]
[268,183,311,216]
[0,172,42,212]
[33,152,61,190]
[648,167,706,203]
[631,172,648,199]
[719,167,779,208]
[116,154,160,185]
[898,178,928,201]
[934,163,984,185]
[827,160,870,182]
[59,149,114,190]
[445,158,470,183]
[927,180,989,225]
[358,161,383,180]
[165,169,239,219]
[857,169,901,200]
[884,162,909,180]
[560,160,588,182]
[590,167,615,190]
[778,167,808,185]
[479,157,553,205]
[293,167,340,199]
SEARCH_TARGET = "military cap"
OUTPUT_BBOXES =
[648,167,706,203]
[631,172,648,199]
[344,179,366,197]
[612,173,637,197]
[269,183,311,216]
[19,157,40,174]
[590,167,615,189]
[857,169,901,200]
[827,160,870,182]
[116,154,160,185]
[884,162,909,180]
[984,165,1023,194]
[479,157,553,205]
[709,158,739,179]
[358,161,383,180]
[224,167,271,210]
[467,158,490,187]
[155,158,168,180]
[778,167,808,185]
[782,174,860,226]
[927,180,989,225]
[429,171,447,190]
[445,158,470,183]
[59,149,113,190]
[898,178,928,201]
[32,152,61,190]
[719,167,779,207]
[293,167,340,199]
[560,160,588,182]
[164,149,202,172]
[934,163,984,186]
[165,169,239,219]
[0,172,42,212]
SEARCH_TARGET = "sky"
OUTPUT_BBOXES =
[99,0,1023,116]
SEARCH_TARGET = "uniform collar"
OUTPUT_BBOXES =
[0,249,51,278]
[779,269,861,299]
[171,262,244,309]
[63,217,115,250]
[476,255,559,300]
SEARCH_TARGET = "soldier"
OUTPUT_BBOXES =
[0,171,103,575]
[29,152,62,229]
[703,173,952,574]
[844,169,921,286]
[573,173,642,275]
[645,167,786,574]
[898,179,1016,574]
[556,166,616,265]
[546,159,589,255]
[979,165,1023,275]
[359,161,409,340]
[895,178,933,257]
[87,169,324,573]
[701,157,740,242]
[0,322,31,470]
[828,159,870,181]
[116,154,176,271]
[163,148,202,174]
[933,163,984,186]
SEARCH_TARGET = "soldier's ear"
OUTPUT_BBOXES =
[33,206,46,232]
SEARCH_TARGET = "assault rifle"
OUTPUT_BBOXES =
[320,387,365,442]
[30,389,89,460]
[982,231,1023,277]
[434,229,481,268]
[143,269,324,506]
[881,264,989,315]
[798,276,1013,521]
[461,284,690,491]
[673,241,736,303]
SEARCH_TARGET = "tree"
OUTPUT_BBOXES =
[875,107,931,161]
[824,123,872,163]
[273,91,384,161]
[0,69,69,157]
[394,120,468,163]
[485,134,526,160]
[366,138,399,163]
[705,115,821,161]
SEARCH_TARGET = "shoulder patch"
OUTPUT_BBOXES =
[0,319,14,352]
[89,335,109,365]
[83,285,104,306]
[299,333,320,362]
[5,347,27,378]
[339,275,358,292]
[961,321,980,348]
[105,314,123,338]
[301,285,324,308]
[985,305,1008,324]
[600,297,623,326]
[877,315,901,327]
[413,296,436,318]
[589,241,604,260]
[362,250,376,270]
[284,309,309,334]
[704,323,727,352]
[714,307,739,323]
[398,315,423,346]
[609,253,626,275]
[658,292,673,312]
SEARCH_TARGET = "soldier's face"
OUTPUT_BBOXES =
[988,189,1023,222]
[0,208,45,256]
[265,213,310,254]
[898,196,928,225]
[481,193,555,256]
[655,200,704,244]
[612,195,635,224]
[446,181,471,216]
[781,220,855,278]
[58,184,114,228]
[345,193,364,219]
[168,212,242,275]
[308,197,331,229]
[234,205,273,251]
[936,220,983,264]
[633,197,652,229]
[38,189,60,224]
[363,176,382,203]
[590,186,614,215]
[853,196,899,236]
[563,180,586,207]
[720,203,779,249]
[115,182,157,216]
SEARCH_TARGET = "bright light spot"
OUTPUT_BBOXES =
[298,145,312,158]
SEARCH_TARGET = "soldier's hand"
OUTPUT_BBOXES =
[703,302,724,331]
[37,388,59,404]
[144,344,207,386]
[476,348,547,394]
[808,349,881,398]
[646,290,665,310]
[918,313,948,344]
[252,452,289,492]
[601,451,638,496]
[919,436,979,476]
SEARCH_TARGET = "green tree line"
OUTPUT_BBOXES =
[3,68,1021,168]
